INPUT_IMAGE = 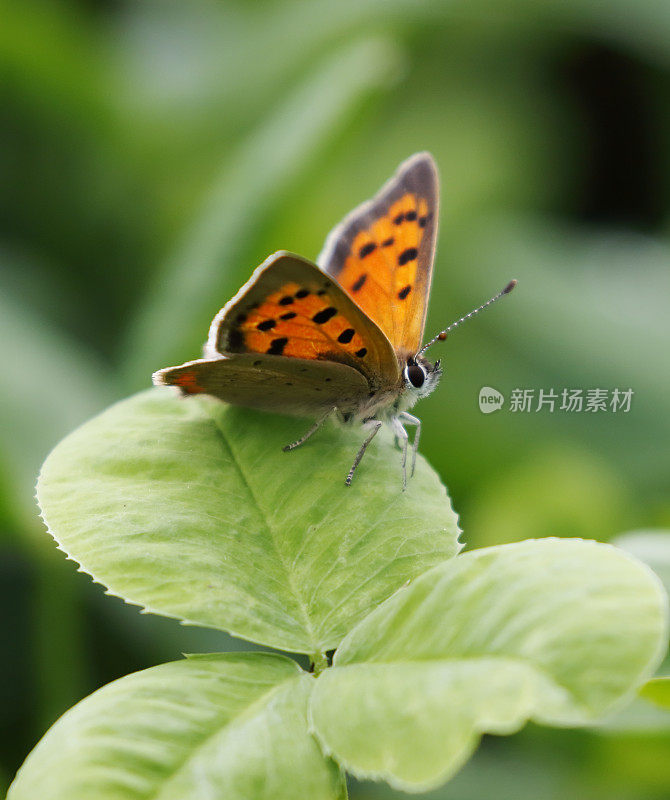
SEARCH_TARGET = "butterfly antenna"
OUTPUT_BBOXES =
[417,280,517,357]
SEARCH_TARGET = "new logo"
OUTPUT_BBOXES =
[478,386,504,414]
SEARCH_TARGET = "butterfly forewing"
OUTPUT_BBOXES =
[154,354,370,417]
[207,252,400,392]
[318,152,438,360]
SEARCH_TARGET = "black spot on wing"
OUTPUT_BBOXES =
[405,210,417,221]
[358,242,376,258]
[312,306,337,324]
[356,347,367,357]
[257,319,276,331]
[398,285,412,300]
[381,237,394,247]
[337,328,355,344]
[393,213,404,225]
[398,248,418,266]
[295,288,310,298]
[278,295,294,305]
[351,274,367,292]
[267,337,288,355]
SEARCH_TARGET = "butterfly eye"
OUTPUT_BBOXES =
[405,363,426,388]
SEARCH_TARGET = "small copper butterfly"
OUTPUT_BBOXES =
[153,153,516,487]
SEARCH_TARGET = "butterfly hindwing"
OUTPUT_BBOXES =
[206,252,400,392]
[318,152,438,360]
[153,353,370,417]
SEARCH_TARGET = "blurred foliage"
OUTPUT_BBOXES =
[1,0,669,796]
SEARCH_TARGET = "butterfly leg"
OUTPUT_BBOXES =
[398,412,421,477]
[345,419,382,486]
[282,407,336,452]
[390,416,409,490]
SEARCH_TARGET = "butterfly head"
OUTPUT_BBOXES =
[402,355,442,401]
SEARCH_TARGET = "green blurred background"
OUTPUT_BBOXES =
[2,0,669,797]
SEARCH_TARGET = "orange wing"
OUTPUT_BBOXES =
[206,252,400,393]
[318,152,439,361]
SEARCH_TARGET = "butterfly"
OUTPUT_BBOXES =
[153,153,515,487]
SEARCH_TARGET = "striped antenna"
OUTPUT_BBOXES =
[417,280,517,357]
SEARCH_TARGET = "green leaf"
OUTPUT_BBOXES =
[640,677,670,710]
[310,539,668,793]
[37,389,460,654]
[8,652,345,800]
